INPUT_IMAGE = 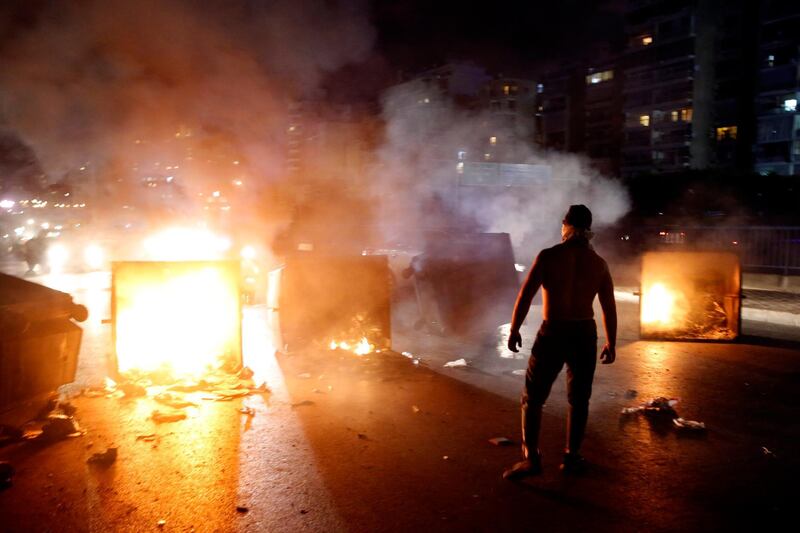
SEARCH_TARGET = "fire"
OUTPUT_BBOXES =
[329,336,374,356]
[113,261,241,378]
[641,282,678,325]
[143,228,231,261]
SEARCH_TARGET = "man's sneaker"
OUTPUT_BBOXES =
[559,453,587,475]
[503,453,543,481]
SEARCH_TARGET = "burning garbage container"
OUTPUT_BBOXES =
[0,273,86,415]
[111,261,242,379]
[269,254,391,353]
[639,251,741,340]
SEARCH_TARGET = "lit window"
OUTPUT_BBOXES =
[680,108,693,122]
[716,126,738,140]
[536,83,544,94]
[457,150,467,160]
[489,136,497,145]
[585,70,614,85]
[783,99,797,112]
[642,35,653,46]
[670,110,679,122]
[503,85,510,96]
[767,54,775,67]
[456,162,464,174]
[484,153,491,161]
[639,115,650,127]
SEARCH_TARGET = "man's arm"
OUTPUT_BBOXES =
[597,264,617,364]
[507,253,544,352]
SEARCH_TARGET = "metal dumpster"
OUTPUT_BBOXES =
[0,273,87,416]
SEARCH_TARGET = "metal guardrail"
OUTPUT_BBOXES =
[654,226,800,274]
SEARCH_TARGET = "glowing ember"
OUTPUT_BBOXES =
[113,261,241,378]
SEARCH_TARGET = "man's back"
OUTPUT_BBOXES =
[537,239,609,321]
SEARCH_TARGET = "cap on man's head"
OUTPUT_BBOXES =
[563,204,592,230]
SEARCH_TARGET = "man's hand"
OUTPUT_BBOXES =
[600,343,616,364]
[508,329,523,353]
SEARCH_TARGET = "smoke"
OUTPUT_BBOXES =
[371,79,630,262]
[0,0,374,203]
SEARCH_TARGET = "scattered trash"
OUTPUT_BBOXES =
[0,461,13,490]
[357,433,368,440]
[136,434,157,442]
[624,389,638,399]
[151,410,187,423]
[291,400,315,408]
[412,405,420,414]
[39,415,83,441]
[157,519,166,527]
[511,369,526,376]
[401,351,414,359]
[761,447,777,459]
[238,407,256,417]
[413,359,420,366]
[154,392,197,409]
[87,447,118,467]
[297,373,312,379]
[443,358,468,368]
[673,418,706,431]
[642,397,679,416]
[119,382,147,398]
[443,455,449,460]
[488,437,514,446]
[236,506,249,514]
[621,407,643,415]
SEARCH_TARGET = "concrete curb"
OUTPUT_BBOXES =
[613,289,800,328]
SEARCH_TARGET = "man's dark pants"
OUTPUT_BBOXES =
[521,319,597,458]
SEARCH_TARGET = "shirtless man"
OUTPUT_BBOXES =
[503,204,617,479]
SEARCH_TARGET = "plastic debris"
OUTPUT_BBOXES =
[238,407,256,417]
[151,410,187,423]
[511,369,526,376]
[39,415,83,441]
[401,351,414,359]
[673,418,706,431]
[154,392,197,409]
[489,437,514,446]
[761,447,777,459]
[412,405,420,414]
[136,434,157,442]
[624,389,638,399]
[157,519,166,527]
[443,456,449,460]
[443,358,468,368]
[87,447,118,467]
[621,397,678,416]
[297,373,312,379]
[0,461,13,490]
[413,359,420,366]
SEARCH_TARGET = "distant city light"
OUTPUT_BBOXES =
[26,218,34,225]
[0,199,14,209]
[212,191,221,198]
[784,99,797,112]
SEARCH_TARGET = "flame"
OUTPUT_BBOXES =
[114,262,241,377]
[641,282,676,325]
[329,336,373,356]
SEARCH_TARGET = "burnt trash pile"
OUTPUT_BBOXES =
[621,397,706,434]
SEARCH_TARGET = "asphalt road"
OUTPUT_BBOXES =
[1,270,799,532]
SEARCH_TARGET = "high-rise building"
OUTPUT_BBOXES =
[621,0,758,177]
[754,0,800,176]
